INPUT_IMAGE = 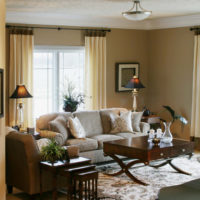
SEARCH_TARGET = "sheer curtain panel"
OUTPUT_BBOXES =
[9,29,34,128]
[84,32,107,110]
[191,34,200,138]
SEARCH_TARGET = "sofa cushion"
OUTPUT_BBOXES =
[132,112,143,132]
[68,117,86,139]
[100,108,128,133]
[116,132,147,139]
[73,111,103,137]
[90,134,124,149]
[110,111,133,134]
[65,138,98,152]
[48,116,69,145]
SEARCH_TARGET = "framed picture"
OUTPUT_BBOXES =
[115,63,139,92]
[0,69,3,118]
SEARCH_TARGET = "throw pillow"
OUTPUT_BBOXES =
[132,111,143,132]
[48,116,69,145]
[110,111,133,134]
[40,130,59,139]
[68,117,86,139]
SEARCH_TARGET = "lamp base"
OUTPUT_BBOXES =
[132,89,139,112]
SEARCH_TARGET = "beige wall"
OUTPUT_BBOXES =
[147,27,194,139]
[0,0,6,199]
[106,29,148,109]
[34,29,84,46]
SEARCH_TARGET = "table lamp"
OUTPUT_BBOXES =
[10,85,33,129]
[125,76,145,112]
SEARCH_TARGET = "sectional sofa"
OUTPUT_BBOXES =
[36,108,150,163]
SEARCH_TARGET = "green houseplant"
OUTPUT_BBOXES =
[41,139,69,164]
[63,81,84,112]
[160,105,188,143]
[161,105,188,125]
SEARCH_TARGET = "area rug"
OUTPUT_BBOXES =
[7,155,200,200]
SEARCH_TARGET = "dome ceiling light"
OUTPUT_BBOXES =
[122,0,152,21]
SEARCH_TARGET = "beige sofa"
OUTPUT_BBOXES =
[36,108,150,163]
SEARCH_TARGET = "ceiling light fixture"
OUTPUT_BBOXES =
[122,0,152,21]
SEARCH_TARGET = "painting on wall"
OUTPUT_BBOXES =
[115,63,139,92]
[0,69,3,118]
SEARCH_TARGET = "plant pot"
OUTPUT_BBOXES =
[63,100,78,112]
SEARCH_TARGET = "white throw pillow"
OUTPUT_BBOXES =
[68,117,86,139]
[132,112,143,132]
[48,116,69,146]
[110,111,133,134]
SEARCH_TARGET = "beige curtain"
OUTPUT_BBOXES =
[84,33,107,110]
[191,34,200,137]
[9,29,34,128]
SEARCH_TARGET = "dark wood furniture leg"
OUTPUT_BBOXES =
[52,173,57,200]
[149,159,191,175]
[7,185,13,194]
[105,154,148,186]
[40,166,42,199]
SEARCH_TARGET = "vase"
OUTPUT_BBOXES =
[162,122,173,143]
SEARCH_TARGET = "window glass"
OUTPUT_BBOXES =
[33,47,85,121]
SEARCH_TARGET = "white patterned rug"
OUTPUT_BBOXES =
[97,154,200,200]
[7,155,200,200]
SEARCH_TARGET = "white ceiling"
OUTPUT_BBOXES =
[6,0,200,30]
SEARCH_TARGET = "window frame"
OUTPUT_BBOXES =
[33,45,85,118]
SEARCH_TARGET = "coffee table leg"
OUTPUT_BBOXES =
[168,160,191,175]
[149,159,191,175]
[105,154,148,186]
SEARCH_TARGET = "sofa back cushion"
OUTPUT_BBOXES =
[73,111,103,137]
[36,112,73,131]
[100,108,128,133]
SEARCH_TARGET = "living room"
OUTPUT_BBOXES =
[1,0,200,200]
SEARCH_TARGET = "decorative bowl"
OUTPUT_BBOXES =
[152,138,160,146]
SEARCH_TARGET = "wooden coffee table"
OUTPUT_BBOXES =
[103,136,194,186]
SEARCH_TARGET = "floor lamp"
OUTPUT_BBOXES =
[125,76,145,112]
[10,85,33,129]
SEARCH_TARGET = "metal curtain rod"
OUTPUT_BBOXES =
[190,27,200,31]
[6,25,111,32]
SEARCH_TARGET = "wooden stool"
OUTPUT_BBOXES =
[74,170,98,200]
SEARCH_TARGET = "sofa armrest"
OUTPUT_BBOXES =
[140,122,150,134]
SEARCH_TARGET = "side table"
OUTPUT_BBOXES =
[40,157,91,200]
[19,130,41,140]
[142,115,161,129]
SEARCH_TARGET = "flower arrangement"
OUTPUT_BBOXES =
[62,80,84,112]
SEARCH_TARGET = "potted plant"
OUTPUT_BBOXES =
[62,81,84,112]
[41,139,69,164]
[160,105,188,143]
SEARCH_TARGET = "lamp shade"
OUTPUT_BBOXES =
[125,76,145,89]
[10,85,33,99]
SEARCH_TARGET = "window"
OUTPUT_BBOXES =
[33,46,85,120]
